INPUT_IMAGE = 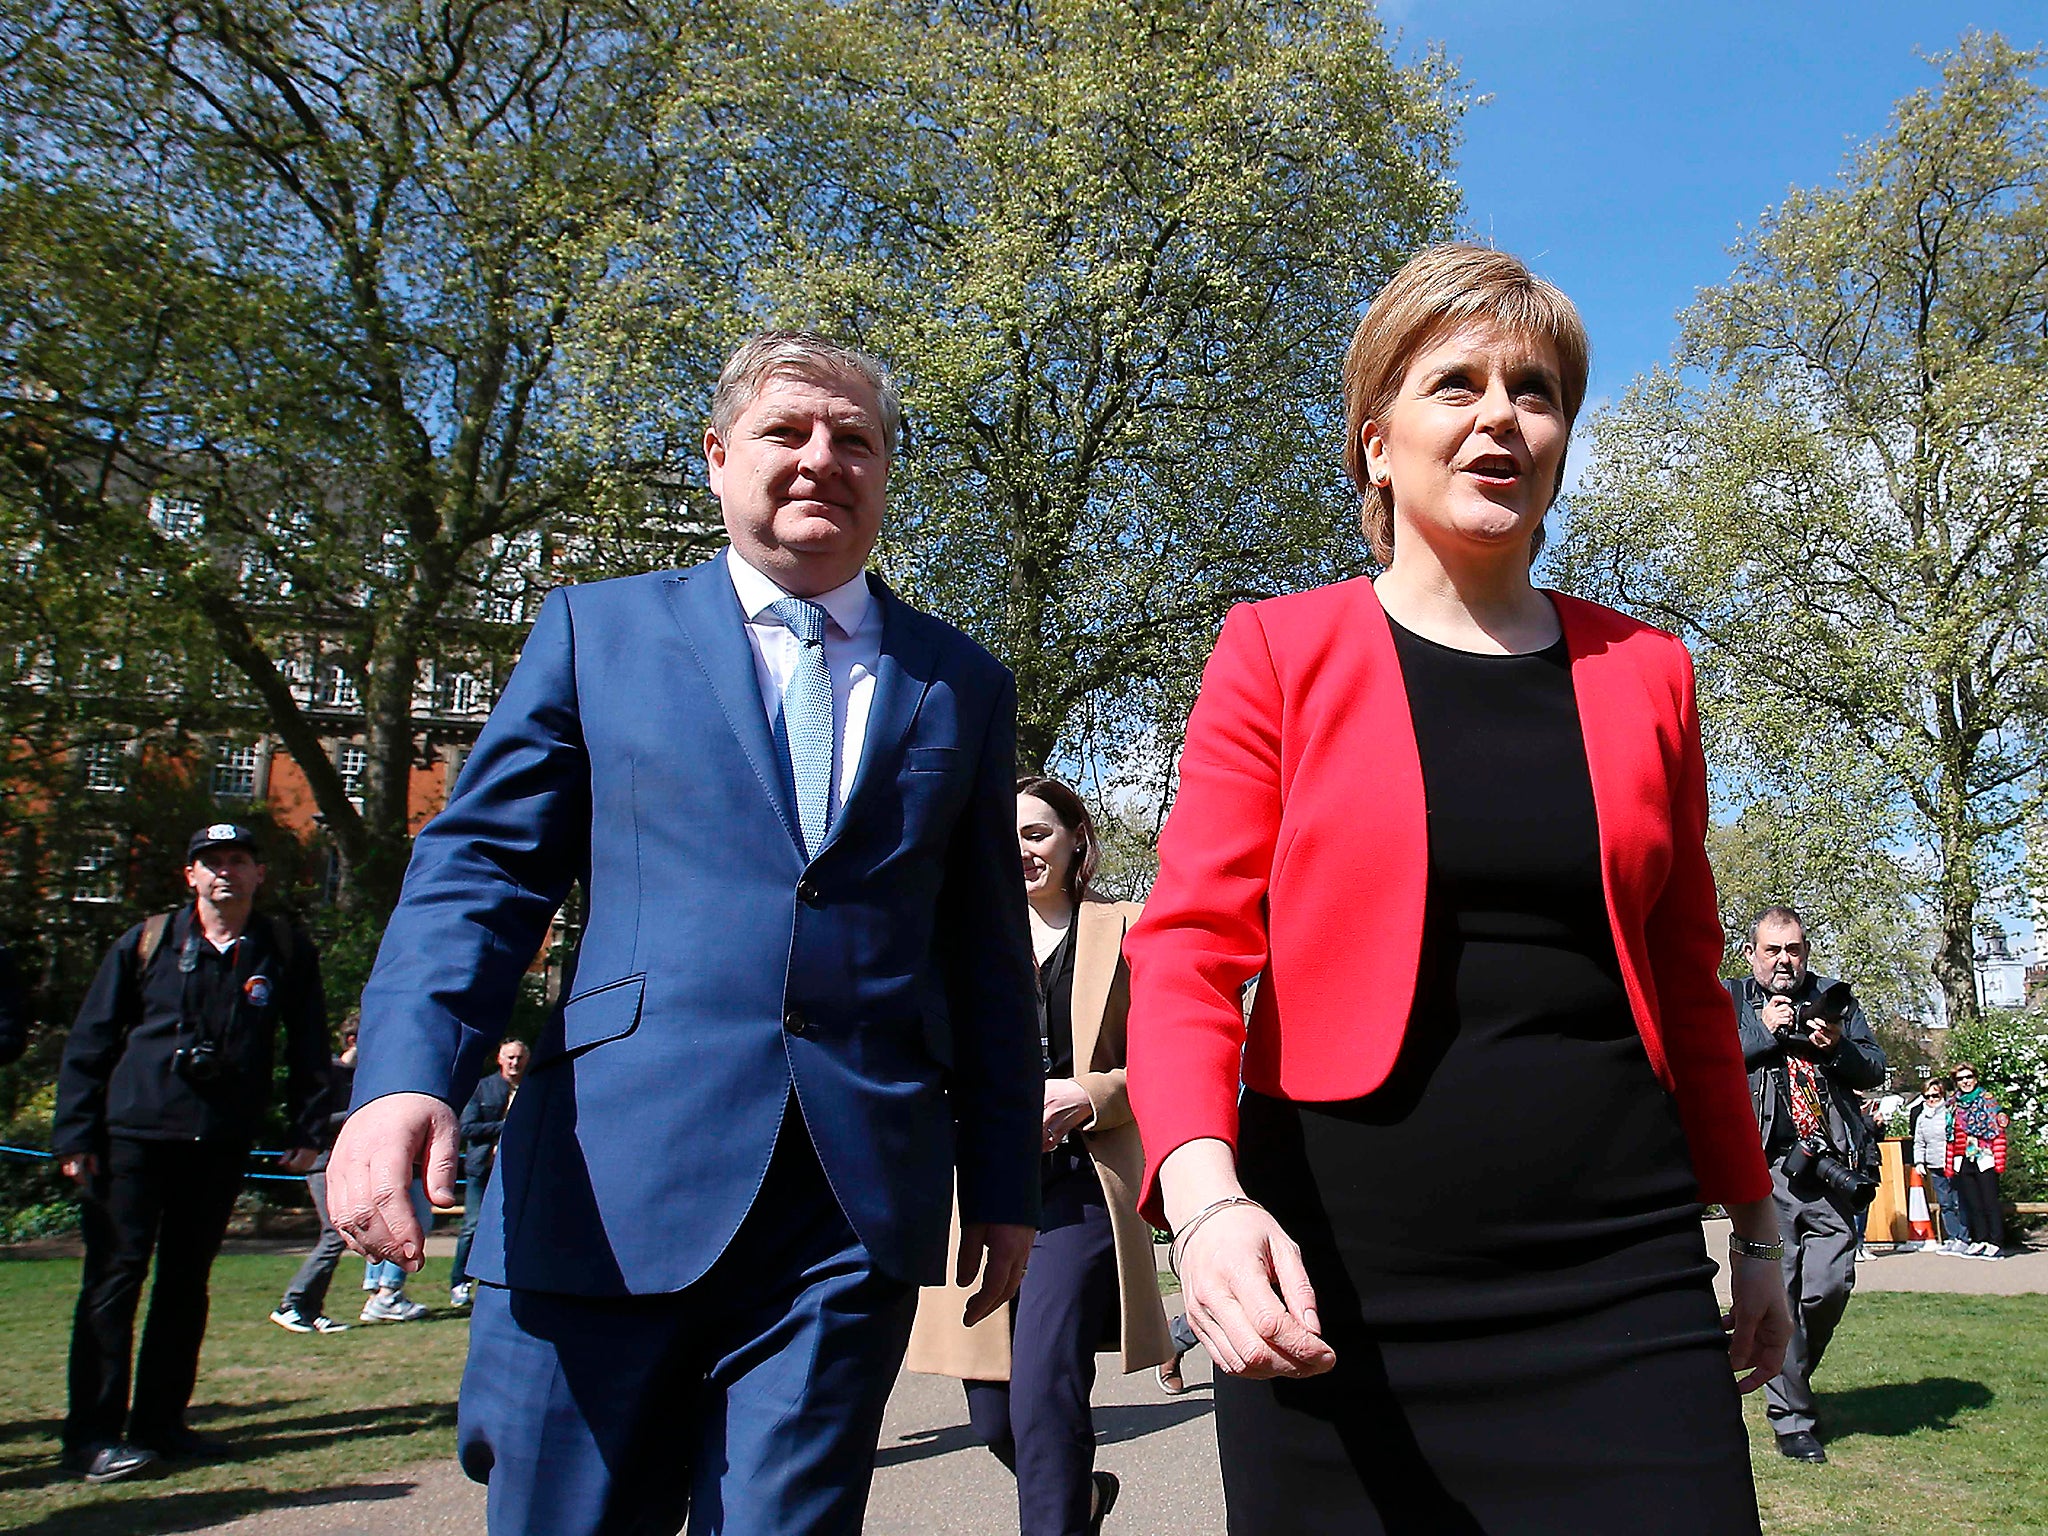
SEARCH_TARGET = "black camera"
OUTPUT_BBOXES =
[1773,978,1855,1048]
[172,1040,225,1084]
[1782,1137,1878,1207]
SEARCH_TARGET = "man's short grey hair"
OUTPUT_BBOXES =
[708,331,903,457]
[1747,904,1808,947]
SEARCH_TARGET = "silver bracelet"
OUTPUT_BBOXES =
[1170,1195,1266,1273]
[1729,1234,1784,1262]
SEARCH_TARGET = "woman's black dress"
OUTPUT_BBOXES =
[1214,619,1760,1535]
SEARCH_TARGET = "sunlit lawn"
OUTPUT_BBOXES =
[1746,1293,2048,1535]
[0,1251,471,1535]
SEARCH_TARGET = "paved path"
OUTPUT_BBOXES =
[172,1230,2048,1535]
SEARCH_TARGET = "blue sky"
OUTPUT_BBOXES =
[1390,2,2047,408]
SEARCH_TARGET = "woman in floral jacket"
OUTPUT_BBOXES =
[1946,1063,2011,1258]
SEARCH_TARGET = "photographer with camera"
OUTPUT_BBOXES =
[1726,905,1885,1466]
[51,824,329,1483]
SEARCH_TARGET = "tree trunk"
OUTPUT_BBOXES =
[1931,834,1981,1029]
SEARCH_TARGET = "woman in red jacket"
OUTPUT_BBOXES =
[1125,243,1791,1534]
[1946,1063,2010,1257]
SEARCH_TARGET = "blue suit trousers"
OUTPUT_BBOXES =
[457,1112,917,1535]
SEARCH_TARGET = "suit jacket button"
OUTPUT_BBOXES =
[796,879,821,906]
[784,1007,809,1036]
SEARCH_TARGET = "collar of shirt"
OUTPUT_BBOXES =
[724,545,873,640]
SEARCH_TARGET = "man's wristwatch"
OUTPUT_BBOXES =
[1729,1234,1785,1262]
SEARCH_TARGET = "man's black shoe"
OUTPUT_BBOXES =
[137,1428,234,1461]
[1089,1469,1121,1532]
[62,1442,160,1484]
[1776,1431,1827,1463]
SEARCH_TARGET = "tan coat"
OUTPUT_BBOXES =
[904,898,1173,1379]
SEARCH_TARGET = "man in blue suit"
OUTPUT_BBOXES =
[327,333,1043,1534]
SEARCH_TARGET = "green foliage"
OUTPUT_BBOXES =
[1944,1008,2048,1203]
[1556,34,2048,1030]
[589,0,1466,775]
[0,0,730,912]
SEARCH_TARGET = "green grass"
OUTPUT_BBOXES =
[0,1256,2042,1533]
[1746,1293,2048,1535]
[0,1252,471,1535]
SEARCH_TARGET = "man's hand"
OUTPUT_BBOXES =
[59,1153,98,1188]
[1042,1078,1093,1151]
[1760,996,1796,1034]
[956,1220,1034,1326]
[1805,1016,1841,1052]
[326,1091,458,1270]
[277,1147,318,1176]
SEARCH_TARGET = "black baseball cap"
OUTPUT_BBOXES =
[186,822,260,862]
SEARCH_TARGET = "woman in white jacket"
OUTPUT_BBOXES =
[1913,1079,1970,1253]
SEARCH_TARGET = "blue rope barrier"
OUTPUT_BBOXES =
[1,1142,308,1183]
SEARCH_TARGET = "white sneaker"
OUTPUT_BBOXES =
[1940,1239,1969,1255]
[271,1305,351,1333]
[450,1283,473,1308]
[360,1291,429,1322]
[1975,1243,2006,1261]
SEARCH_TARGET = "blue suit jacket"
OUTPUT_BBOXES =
[352,556,1043,1294]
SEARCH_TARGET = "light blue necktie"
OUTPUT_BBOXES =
[766,597,834,857]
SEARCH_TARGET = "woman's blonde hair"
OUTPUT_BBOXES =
[1341,243,1591,565]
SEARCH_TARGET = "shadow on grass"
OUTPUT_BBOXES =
[1821,1376,1996,1440]
[0,1401,456,1496]
[9,1477,422,1536]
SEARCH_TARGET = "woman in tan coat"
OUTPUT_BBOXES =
[906,776,1172,1536]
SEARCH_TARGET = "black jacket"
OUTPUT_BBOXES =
[52,906,329,1154]
[1726,971,1886,1167]
[0,941,26,1067]
[458,1071,516,1181]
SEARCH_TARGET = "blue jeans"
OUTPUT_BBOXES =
[361,1181,433,1290]
[1924,1167,1969,1244]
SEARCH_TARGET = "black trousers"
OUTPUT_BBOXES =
[66,1136,245,1450]
[964,1162,1119,1536]
[1952,1164,2005,1251]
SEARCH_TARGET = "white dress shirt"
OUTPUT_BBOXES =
[724,546,882,816]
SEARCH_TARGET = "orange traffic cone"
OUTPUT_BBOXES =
[1906,1164,1935,1244]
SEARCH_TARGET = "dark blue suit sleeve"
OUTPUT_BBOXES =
[353,588,590,1112]
[936,672,1042,1228]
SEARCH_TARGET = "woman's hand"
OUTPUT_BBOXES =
[1724,1253,1792,1393]
[1178,1203,1336,1379]
[1721,1196,1791,1393]
[1042,1078,1094,1150]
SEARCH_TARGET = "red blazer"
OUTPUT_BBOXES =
[1125,578,1771,1226]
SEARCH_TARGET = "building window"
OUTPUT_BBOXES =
[339,744,368,810]
[447,672,482,714]
[71,837,124,904]
[79,740,127,793]
[147,494,204,541]
[317,664,361,710]
[213,741,260,799]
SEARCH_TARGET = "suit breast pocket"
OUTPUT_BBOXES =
[903,746,960,776]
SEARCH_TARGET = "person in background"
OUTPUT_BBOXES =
[1125,244,1787,1534]
[907,778,1172,1536]
[1729,905,1885,1464]
[0,938,29,1067]
[449,1040,529,1308]
[1912,1078,1970,1255]
[1947,1064,2010,1260]
[359,1182,434,1320]
[52,824,328,1483]
[270,1018,361,1332]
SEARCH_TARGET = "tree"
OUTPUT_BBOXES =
[599,0,1465,771]
[1556,34,2048,1028]
[0,0,728,912]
